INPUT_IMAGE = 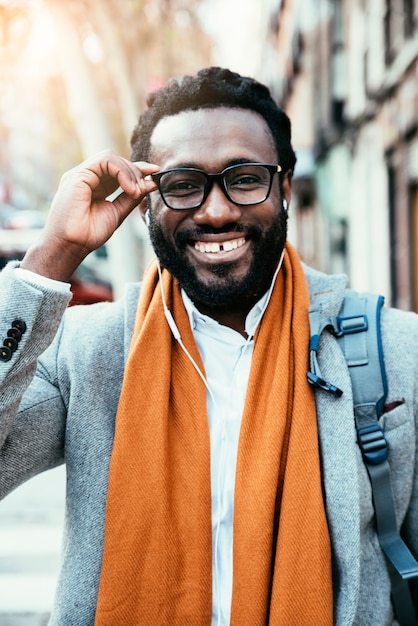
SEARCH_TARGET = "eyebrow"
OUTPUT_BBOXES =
[163,158,264,171]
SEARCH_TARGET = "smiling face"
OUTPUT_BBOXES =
[145,107,291,320]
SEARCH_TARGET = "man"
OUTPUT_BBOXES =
[0,67,417,625]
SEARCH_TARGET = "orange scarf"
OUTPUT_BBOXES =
[95,243,333,625]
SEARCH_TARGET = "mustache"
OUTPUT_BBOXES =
[175,224,262,248]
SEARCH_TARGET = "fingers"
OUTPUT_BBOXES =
[129,163,160,199]
[77,151,160,202]
[20,152,160,283]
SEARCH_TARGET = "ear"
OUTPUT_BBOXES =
[138,197,149,226]
[282,170,292,207]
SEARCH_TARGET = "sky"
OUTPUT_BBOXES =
[198,0,270,76]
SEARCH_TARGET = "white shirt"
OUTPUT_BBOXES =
[182,273,279,626]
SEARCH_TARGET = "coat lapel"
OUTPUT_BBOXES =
[305,267,361,625]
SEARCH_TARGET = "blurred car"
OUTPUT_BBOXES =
[69,246,113,306]
[0,204,46,230]
[0,203,18,228]
[69,276,113,305]
[0,229,113,306]
[0,228,43,267]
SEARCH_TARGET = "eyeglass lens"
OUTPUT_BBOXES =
[157,164,274,210]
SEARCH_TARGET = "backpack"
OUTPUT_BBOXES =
[307,290,418,625]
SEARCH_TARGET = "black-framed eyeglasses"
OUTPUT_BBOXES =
[151,162,282,211]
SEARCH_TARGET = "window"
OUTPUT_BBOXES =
[403,0,415,38]
[384,0,393,65]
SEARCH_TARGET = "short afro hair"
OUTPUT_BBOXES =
[130,67,296,175]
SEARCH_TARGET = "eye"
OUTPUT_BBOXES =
[226,165,270,190]
[166,181,199,194]
[228,172,267,190]
[160,171,204,197]
[160,169,205,198]
[231,174,262,187]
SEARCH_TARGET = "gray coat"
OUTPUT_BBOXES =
[0,261,417,625]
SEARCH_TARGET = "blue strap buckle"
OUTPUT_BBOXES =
[335,314,368,337]
[307,371,343,397]
[357,423,388,465]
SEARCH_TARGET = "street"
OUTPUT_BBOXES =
[0,466,65,625]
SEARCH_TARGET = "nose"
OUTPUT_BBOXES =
[192,182,241,228]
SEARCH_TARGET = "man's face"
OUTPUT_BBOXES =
[146,107,290,314]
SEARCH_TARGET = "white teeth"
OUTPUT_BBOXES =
[223,240,237,251]
[194,237,246,254]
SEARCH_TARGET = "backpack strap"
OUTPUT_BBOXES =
[308,290,418,625]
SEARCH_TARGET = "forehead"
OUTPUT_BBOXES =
[148,107,277,170]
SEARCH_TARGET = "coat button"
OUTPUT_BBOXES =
[7,327,22,341]
[12,319,27,334]
[0,346,11,362]
[3,337,18,352]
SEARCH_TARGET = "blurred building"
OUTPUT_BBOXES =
[258,0,418,311]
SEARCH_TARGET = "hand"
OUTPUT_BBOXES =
[21,151,159,282]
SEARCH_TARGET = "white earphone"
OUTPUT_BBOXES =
[145,210,150,227]
[283,199,288,212]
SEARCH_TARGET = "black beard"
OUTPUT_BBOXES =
[147,212,288,314]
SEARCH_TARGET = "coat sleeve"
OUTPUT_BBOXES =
[0,262,72,497]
